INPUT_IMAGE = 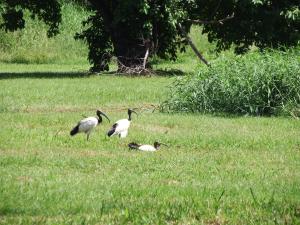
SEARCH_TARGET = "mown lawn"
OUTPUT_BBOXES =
[0,64,300,224]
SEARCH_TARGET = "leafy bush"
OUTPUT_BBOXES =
[162,49,300,116]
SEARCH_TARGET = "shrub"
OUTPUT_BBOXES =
[162,49,300,116]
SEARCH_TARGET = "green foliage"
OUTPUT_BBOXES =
[0,0,61,37]
[190,0,300,53]
[75,14,113,71]
[69,0,300,71]
[162,49,300,116]
[1,0,299,71]
[76,0,189,71]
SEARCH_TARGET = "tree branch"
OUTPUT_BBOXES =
[188,13,234,25]
[178,24,210,67]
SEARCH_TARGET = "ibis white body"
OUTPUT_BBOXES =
[138,144,157,151]
[107,109,137,138]
[71,110,110,141]
[128,141,166,152]
[108,119,130,138]
[77,117,98,134]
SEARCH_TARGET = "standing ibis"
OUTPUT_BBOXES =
[107,108,137,138]
[70,109,110,141]
[128,141,168,152]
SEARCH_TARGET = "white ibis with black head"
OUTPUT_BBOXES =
[70,109,110,141]
[128,141,168,152]
[107,108,138,138]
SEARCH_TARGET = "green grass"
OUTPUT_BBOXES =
[0,65,300,224]
[0,63,89,73]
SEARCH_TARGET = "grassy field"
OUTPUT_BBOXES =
[0,65,300,224]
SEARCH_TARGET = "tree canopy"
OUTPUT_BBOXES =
[0,0,61,37]
[1,0,299,72]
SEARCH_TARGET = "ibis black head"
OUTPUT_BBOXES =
[96,110,110,123]
[154,141,168,149]
[128,108,138,121]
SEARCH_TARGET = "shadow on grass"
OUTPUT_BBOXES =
[152,69,186,76]
[0,69,186,79]
[0,72,90,79]
[108,69,186,77]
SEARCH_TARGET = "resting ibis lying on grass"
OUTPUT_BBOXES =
[70,109,110,141]
[128,141,168,151]
[107,108,138,138]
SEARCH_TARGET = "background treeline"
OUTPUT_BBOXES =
[0,1,220,66]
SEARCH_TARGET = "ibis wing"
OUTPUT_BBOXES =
[78,117,98,133]
[115,119,130,132]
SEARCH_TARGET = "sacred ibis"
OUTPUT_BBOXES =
[107,108,138,138]
[70,109,110,141]
[128,141,168,151]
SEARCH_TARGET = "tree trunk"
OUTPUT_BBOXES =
[111,27,150,73]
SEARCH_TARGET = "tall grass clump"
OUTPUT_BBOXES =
[162,48,300,116]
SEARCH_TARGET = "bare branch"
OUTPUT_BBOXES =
[178,24,210,67]
[188,13,234,25]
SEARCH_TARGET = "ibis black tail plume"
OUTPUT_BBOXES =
[107,123,117,137]
[107,129,115,137]
[128,142,140,150]
[70,125,79,136]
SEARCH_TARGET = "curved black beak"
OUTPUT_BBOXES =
[97,110,110,122]
[154,141,169,149]
[129,108,138,116]
[128,108,137,121]
[160,143,169,147]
